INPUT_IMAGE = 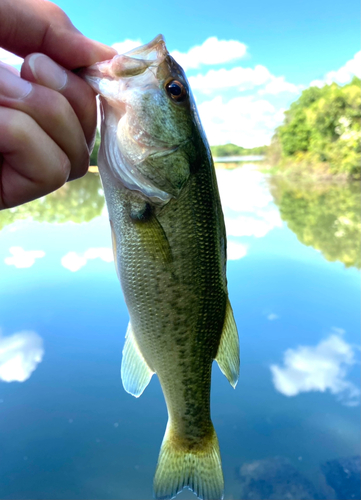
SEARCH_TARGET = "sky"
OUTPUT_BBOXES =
[0,0,359,147]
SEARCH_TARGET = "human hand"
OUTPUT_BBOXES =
[0,0,116,209]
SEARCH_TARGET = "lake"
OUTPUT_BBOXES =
[0,164,360,500]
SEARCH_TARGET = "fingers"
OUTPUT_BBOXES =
[0,107,70,209]
[0,0,116,69]
[0,64,89,182]
[21,53,97,148]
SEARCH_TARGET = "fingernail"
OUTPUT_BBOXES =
[28,53,68,91]
[0,66,32,99]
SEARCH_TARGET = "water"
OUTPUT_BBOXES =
[0,164,360,500]
[212,155,265,162]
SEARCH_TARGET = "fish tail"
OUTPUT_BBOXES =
[153,422,224,500]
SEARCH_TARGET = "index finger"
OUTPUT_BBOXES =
[0,0,116,69]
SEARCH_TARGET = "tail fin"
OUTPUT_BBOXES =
[153,423,224,500]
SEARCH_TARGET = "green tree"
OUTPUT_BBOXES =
[273,77,361,178]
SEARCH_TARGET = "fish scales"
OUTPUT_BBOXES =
[82,35,239,500]
[113,160,226,438]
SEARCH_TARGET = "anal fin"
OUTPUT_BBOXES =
[215,299,239,388]
[121,323,154,397]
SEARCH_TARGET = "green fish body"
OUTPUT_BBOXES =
[83,35,239,500]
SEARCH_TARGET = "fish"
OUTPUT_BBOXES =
[82,35,239,500]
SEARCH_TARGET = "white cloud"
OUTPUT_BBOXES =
[171,37,247,71]
[310,51,361,87]
[267,313,279,321]
[4,247,45,268]
[216,166,283,238]
[227,241,248,260]
[258,76,303,95]
[189,65,271,94]
[0,330,44,382]
[112,39,143,55]
[0,48,23,67]
[189,65,301,96]
[270,329,360,406]
[199,95,285,148]
[61,247,113,272]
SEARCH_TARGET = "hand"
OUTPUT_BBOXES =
[0,0,116,209]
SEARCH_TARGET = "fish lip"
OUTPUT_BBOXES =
[122,34,167,60]
[81,34,168,85]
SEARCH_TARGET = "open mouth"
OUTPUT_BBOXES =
[83,35,168,97]
[81,36,178,205]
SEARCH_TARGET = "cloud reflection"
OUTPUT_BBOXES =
[216,166,283,239]
[61,247,113,272]
[0,330,44,382]
[5,247,45,268]
[270,329,360,406]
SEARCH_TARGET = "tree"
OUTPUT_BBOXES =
[273,77,361,177]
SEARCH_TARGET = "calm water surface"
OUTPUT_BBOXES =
[0,164,360,500]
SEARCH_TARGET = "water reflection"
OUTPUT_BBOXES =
[236,456,321,500]
[0,330,44,382]
[216,165,283,239]
[61,247,113,272]
[4,246,45,268]
[269,177,361,269]
[0,164,359,500]
[0,172,104,230]
[270,328,360,406]
[321,455,361,500]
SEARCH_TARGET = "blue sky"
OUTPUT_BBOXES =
[1,0,359,146]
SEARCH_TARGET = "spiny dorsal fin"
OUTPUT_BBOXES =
[121,323,154,398]
[215,299,239,388]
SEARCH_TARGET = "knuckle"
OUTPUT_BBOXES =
[45,92,73,126]
[54,154,71,188]
[70,150,90,180]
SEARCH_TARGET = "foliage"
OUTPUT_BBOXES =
[270,176,361,268]
[0,172,104,231]
[211,143,268,157]
[272,77,361,178]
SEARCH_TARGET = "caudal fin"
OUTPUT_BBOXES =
[153,423,224,500]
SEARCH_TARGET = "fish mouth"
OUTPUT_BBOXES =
[83,35,168,91]
[81,35,181,205]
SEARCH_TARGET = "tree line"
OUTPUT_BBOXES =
[268,76,360,178]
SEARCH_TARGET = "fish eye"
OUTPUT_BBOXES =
[165,80,188,102]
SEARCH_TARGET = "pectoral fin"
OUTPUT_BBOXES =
[131,203,173,265]
[121,323,154,397]
[215,299,240,388]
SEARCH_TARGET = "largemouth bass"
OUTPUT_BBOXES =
[82,35,239,500]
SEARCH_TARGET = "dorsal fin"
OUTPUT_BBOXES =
[121,323,154,397]
[215,299,239,388]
